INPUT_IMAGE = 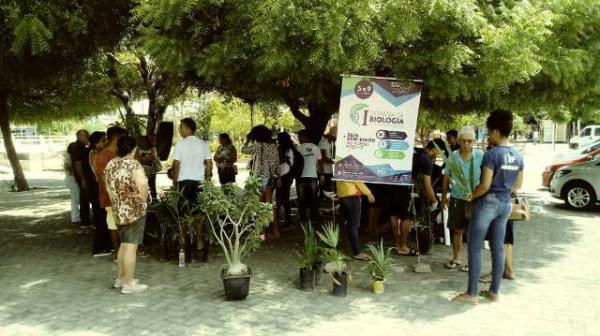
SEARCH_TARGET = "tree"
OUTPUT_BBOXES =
[136,0,600,143]
[0,0,133,190]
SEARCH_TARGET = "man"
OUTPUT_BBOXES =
[296,129,322,224]
[71,130,93,227]
[441,126,484,271]
[96,126,128,257]
[446,129,460,152]
[453,109,524,304]
[318,126,336,196]
[172,118,213,257]
[382,139,443,255]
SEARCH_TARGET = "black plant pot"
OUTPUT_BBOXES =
[221,268,252,301]
[314,261,324,285]
[299,267,316,290]
[332,272,348,297]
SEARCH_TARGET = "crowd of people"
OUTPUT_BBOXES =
[64,109,524,302]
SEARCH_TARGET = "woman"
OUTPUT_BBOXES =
[88,131,111,256]
[213,133,237,185]
[64,142,80,225]
[453,109,524,304]
[275,132,296,229]
[135,136,160,201]
[242,125,279,238]
[104,135,149,294]
[336,180,375,260]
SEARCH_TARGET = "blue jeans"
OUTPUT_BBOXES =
[340,196,362,256]
[467,193,512,295]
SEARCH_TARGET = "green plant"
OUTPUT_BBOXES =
[147,187,198,248]
[317,223,348,276]
[364,240,392,281]
[198,176,272,276]
[296,223,318,270]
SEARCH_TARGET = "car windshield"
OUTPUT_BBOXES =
[581,139,600,154]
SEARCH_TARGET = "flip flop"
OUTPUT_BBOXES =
[452,293,479,305]
[460,264,469,272]
[444,261,460,269]
[479,273,492,283]
[479,290,499,301]
[394,247,419,256]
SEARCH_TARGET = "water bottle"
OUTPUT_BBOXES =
[178,249,185,268]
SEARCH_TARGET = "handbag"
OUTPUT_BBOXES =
[509,194,530,221]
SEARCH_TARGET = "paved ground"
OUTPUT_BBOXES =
[1,143,599,336]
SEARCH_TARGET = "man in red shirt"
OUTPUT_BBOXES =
[96,126,128,256]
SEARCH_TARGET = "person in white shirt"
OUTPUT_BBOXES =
[171,118,213,257]
[64,142,80,224]
[296,129,322,224]
[318,126,336,197]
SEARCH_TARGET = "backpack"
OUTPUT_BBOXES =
[289,147,304,179]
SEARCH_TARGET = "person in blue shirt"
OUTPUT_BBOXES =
[453,109,524,304]
[441,126,484,271]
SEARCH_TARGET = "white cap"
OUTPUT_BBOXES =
[458,126,476,139]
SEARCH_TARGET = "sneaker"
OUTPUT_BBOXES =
[113,278,139,289]
[120,281,148,294]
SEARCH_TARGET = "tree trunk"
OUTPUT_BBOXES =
[0,94,30,191]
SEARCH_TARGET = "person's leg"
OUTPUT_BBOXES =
[148,173,157,201]
[389,215,401,250]
[121,243,138,285]
[504,244,513,278]
[263,187,279,238]
[488,205,510,295]
[296,179,308,223]
[282,177,292,226]
[117,241,125,281]
[466,199,497,296]
[67,177,80,223]
[308,178,320,221]
[342,197,362,256]
[452,229,463,262]
[399,219,412,251]
[78,182,91,226]
[93,207,110,254]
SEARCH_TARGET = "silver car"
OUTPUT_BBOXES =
[550,157,600,210]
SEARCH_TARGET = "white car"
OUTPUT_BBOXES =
[569,125,600,149]
[550,158,600,210]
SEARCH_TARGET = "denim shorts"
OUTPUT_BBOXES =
[118,216,146,245]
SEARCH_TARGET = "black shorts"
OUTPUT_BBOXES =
[447,197,470,230]
[178,180,201,204]
[485,219,515,245]
[379,185,413,220]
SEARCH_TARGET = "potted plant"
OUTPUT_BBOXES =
[198,177,272,300]
[148,188,197,264]
[317,223,350,297]
[364,240,392,294]
[296,223,318,290]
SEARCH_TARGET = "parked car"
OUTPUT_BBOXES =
[569,125,600,149]
[550,157,600,210]
[542,139,600,187]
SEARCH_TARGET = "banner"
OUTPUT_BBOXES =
[333,75,422,185]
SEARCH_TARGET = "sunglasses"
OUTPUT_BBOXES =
[460,139,474,143]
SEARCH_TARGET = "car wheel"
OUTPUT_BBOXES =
[563,182,596,210]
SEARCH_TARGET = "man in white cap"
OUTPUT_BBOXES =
[441,126,484,272]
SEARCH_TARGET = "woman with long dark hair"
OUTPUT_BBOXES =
[275,132,297,229]
[214,133,237,185]
[242,125,279,237]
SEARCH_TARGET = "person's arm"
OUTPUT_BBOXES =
[204,159,213,180]
[356,182,375,203]
[172,160,180,187]
[241,143,255,155]
[441,175,450,208]
[315,144,322,172]
[133,165,149,201]
[422,175,437,205]
[511,170,524,193]
[470,167,493,200]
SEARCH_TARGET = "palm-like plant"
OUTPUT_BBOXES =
[317,223,348,275]
[364,240,392,281]
[296,223,318,270]
[433,140,473,196]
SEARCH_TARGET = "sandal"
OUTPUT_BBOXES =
[479,272,492,283]
[503,271,515,280]
[452,292,479,305]
[444,261,460,269]
[479,290,499,301]
[460,264,469,272]
[394,247,419,256]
